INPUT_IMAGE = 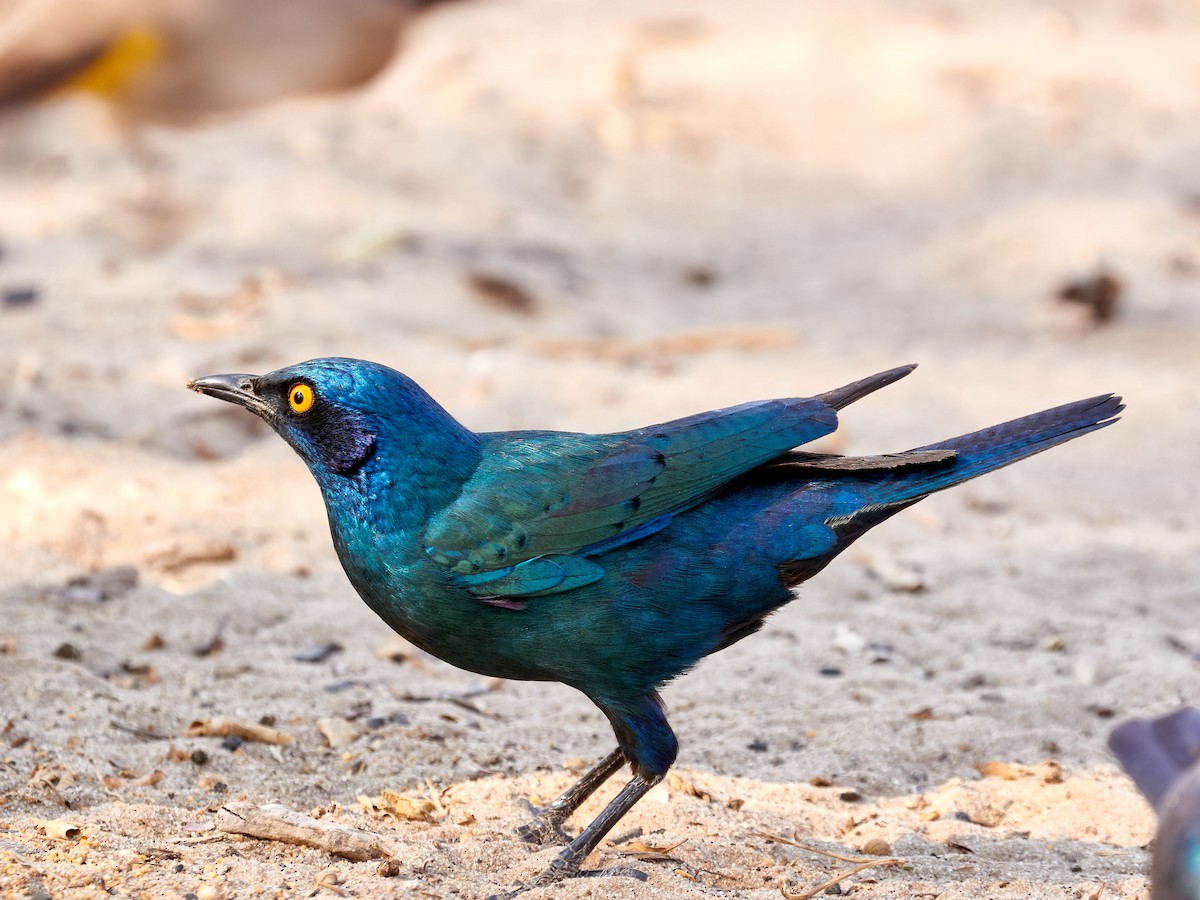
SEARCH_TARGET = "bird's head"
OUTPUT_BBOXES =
[188,357,459,479]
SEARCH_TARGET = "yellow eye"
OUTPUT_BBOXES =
[288,383,315,414]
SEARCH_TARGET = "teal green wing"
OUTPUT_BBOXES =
[424,396,839,599]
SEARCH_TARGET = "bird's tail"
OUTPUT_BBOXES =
[773,392,1122,589]
[832,393,1123,517]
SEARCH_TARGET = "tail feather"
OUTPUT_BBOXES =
[818,365,917,411]
[843,393,1123,512]
[777,392,1122,588]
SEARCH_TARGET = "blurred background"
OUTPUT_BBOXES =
[2,0,1196,597]
[1,0,1197,896]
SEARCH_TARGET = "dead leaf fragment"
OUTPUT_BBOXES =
[37,820,81,840]
[667,772,712,801]
[466,271,538,316]
[1055,267,1122,325]
[975,760,1027,781]
[317,718,361,750]
[611,837,689,861]
[1038,759,1064,784]
[143,539,237,573]
[186,719,293,745]
[311,868,349,897]
[360,790,437,822]
[531,326,797,363]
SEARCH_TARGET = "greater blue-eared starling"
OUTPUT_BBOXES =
[189,358,1121,895]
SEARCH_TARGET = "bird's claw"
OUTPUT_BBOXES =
[487,858,647,900]
[515,817,572,846]
[514,798,573,845]
[582,863,648,881]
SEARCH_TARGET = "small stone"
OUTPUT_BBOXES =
[317,717,362,749]
[294,642,342,664]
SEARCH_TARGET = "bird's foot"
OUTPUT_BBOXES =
[514,798,572,846]
[515,816,572,846]
[487,856,647,900]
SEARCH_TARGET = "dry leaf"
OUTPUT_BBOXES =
[667,772,711,801]
[531,326,797,363]
[466,271,538,316]
[317,717,361,749]
[37,819,81,840]
[361,790,437,822]
[1038,760,1064,784]
[143,538,236,573]
[975,760,1028,781]
[611,837,688,861]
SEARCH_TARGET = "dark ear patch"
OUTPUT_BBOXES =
[311,405,377,476]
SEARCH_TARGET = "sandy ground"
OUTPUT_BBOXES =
[1,1,1198,897]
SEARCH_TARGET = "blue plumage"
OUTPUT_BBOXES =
[188,358,1121,896]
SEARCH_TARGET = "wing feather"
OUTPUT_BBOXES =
[424,396,839,598]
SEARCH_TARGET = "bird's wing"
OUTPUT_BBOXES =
[424,397,838,598]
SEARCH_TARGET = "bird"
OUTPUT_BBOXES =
[1110,709,1200,900]
[188,357,1121,896]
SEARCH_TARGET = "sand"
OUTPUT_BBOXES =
[1,1,1197,897]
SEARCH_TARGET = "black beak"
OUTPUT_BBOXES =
[187,373,271,417]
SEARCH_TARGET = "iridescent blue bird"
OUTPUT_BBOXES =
[189,359,1121,896]
[1111,709,1200,900]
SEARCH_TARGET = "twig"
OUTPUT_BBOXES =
[186,719,293,745]
[754,830,884,863]
[395,685,502,718]
[779,856,904,900]
[755,830,904,899]
[216,802,401,862]
[109,720,170,742]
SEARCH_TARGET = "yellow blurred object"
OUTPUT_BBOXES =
[55,24,163,97]
[0,0,463,122]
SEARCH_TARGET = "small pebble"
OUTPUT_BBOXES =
[861,837,892,856]
[377,859,401,878]
[2,285,39,308]
[294,642,343,663]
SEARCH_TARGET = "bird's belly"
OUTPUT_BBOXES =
[334,549,562,683]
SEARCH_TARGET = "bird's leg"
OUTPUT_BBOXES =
[491,770,661,900]
[516,747,626,845]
